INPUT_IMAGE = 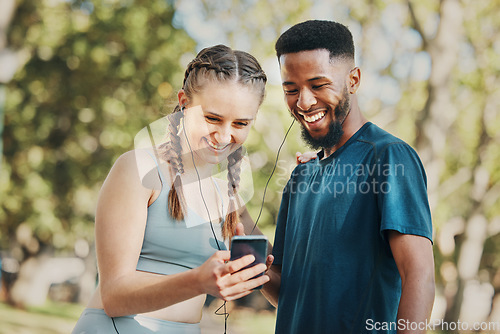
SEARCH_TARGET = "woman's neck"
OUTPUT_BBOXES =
[180,152,214,180]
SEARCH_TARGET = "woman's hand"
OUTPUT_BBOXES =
[296,151,317,164]
[234,221,275,275]
[194,250,269,301]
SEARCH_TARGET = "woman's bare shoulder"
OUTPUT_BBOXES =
[102,149,164,195]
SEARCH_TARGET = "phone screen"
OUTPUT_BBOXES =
[230,235,268,289]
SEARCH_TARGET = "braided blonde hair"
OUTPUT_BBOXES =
[163,45,266,241]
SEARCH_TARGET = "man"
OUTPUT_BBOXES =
[261,20,435,334]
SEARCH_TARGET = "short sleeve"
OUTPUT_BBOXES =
[375,143,433,243]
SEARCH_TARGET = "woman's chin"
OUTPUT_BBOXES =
[195,149,230,166]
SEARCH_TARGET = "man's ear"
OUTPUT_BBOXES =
[177,89,188,107]
[348,67,361,94]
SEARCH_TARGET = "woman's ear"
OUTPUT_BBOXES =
[177,89,188,108]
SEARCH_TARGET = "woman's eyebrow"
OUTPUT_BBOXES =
[204,111,253,121]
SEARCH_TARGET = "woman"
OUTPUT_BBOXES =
[72,45,269,333]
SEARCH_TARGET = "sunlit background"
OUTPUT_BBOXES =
[0,0,499,333]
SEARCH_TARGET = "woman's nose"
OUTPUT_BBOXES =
[214,126,232,144]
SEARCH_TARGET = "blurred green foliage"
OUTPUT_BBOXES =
[1,0,195,253]
[1,0,500,329]
[195,0,500,325]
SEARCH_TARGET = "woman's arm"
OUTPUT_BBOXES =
[96,151,268,317]
[296,151,317,164]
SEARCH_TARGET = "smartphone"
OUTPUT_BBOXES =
[230,235,268,289]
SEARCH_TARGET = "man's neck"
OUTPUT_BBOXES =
[322,100,367,159]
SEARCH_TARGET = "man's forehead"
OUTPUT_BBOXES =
[280,50,352,69]
[279,49,331,65]
[279,50,350,81]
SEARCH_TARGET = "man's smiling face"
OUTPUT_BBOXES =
[280,49,353,150]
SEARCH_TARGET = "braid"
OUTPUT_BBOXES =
[246,71,267,82]
[183,59,232,88]
[234,50,267,103]
[163,44,266,229]
[222,146,244,241]
[163,109,187,220]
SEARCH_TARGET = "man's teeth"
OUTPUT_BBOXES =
[303,111,325,123]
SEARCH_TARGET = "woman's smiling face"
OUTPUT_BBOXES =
[179,81,261,165]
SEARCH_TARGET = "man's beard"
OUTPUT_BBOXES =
[300,89,350,150]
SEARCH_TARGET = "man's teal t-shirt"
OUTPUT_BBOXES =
[272,122,433,334]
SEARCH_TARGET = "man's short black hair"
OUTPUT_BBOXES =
[275,20,354,62]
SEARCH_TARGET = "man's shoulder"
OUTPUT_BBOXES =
[357,123,416,159]
[357,122,404,147]
[289,158,315,179]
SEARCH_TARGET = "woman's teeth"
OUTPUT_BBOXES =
[303,111,325,123]
[207,139,228,150]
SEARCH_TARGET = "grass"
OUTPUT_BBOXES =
[0,301,84,334]
[201,299,277,334]
[0,301,276,334]
[0,301,455,334]
[230,308,277,334]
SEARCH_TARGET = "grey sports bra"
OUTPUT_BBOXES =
[136,152,227,275]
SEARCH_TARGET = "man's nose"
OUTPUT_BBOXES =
[296,89,317,112]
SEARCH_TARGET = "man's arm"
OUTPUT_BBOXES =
[235,211,282,308]
[261,263,281,308]
[388,231,435,334]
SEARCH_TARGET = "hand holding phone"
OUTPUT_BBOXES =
[230,235,268,289]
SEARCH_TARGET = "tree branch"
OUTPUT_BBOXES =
[407,0,429,49]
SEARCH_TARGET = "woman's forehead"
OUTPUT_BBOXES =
[190,82,260,119]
